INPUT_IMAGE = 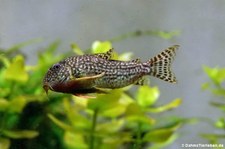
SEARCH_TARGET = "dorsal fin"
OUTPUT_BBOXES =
[95,49,114,60]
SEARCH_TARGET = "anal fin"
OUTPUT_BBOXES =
[73,87,109,98]
[134,76,149,85]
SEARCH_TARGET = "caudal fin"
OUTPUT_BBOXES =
[146,45,179,83]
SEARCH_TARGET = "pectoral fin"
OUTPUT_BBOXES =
[51,72,105,94]
[69,72,105,88]
[72,72,105,82]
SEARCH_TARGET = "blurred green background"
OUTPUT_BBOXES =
[0,1,225,149]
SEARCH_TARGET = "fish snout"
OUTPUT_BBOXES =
[43,83,50,94]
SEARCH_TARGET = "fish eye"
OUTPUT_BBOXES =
[52,63,61,70]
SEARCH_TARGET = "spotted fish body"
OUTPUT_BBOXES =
[43,45,179,95]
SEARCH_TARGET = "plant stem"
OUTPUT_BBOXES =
[109,30,178,43]
[133,123,142,149]
[89,108,98,149]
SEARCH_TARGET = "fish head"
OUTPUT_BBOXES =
[43,61,70,94]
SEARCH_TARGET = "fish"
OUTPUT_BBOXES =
[43,45,179,96]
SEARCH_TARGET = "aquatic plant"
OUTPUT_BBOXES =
[201,66,225,146]
[0,39,183,149]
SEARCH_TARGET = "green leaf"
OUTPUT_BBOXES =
[100,93,134,118]
[212,88,225,97]
[2,130,39,139]
[201,133,225,144]
[120,93,134,105]
[215,118,225,129]
[0,137,10,149]
[203,66,225,85]
[48,114,74,132]
[72,96,88,108]
[64,131,88,149]
[0,85,11,97]
[146,98,182,113]
[96,119,124,134]
[118,52,133,61]
[0,55,10,68]
[87,90,122,113]
[0,71,11,98]
[0,98,9,111]
[125,103,143,116]
[91,41,112,54]
[126,115,155,125]
[125,103,155,125]
[136,86,159,107]
[101,132,132,148]
[147,134,178,149]
[143,129,174,143]
[109,30,180,42]
[101,104,127,118]
[156,30,180,39]
[143,120,181,144]
[4,55,28,83]
[63,98,90,129]
[8,96,26,113]
[201,82,210,90]
[71,43,84,55]
[210,102,225,111]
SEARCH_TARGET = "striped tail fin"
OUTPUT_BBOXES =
[146,45,179,83]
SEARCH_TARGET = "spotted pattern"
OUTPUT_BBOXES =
[63,54,144,88]
[43,45,179,91]
[145,45,179,83]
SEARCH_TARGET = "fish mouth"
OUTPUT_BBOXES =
[43,83,54,95]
